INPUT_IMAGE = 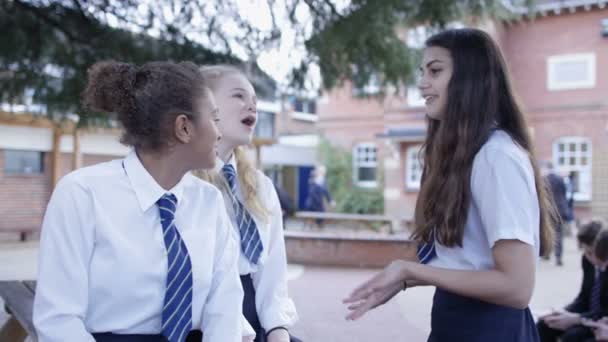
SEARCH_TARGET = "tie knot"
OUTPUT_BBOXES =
[157,193,177,218]
[221,164,237,188]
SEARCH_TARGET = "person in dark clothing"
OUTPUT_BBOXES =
[542,161,570,266]
[304,166,334,228]
[537,220,608,342]
[273,181,295,226]
[566,171,577,223]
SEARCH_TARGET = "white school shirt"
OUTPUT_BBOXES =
[33,151,243,342]
[214,156,299,331]
[429,130,540,271]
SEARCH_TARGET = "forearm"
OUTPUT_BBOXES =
[405,279,430,288]
[266,327,290,342]
[406,262,533,309]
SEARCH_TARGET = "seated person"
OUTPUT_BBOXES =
[582,317,608,341]
[537,220,608,342]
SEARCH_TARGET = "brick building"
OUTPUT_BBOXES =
[0,95,318,239]
[317,1,608,223]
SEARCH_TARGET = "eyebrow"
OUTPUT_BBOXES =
[425,59,444,68]
[418,59,445,71]
[231,88,257,100]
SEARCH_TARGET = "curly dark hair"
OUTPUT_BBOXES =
[82,60,208,152]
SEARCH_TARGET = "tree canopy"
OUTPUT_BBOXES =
[0,0,530,123]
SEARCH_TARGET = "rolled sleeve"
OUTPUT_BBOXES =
[252,177,298,331]
[471,146,539,249]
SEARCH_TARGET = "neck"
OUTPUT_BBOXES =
[137,149,188,190]
[217,140,236,163]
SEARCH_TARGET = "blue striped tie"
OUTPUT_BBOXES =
[221,164,264,264]
[591,268,602,315]
[417,229,437,264]
[157,193,193,342]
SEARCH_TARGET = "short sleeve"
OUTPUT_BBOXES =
[471,146,539,249]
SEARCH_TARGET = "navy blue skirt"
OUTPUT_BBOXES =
[428,289,539,342]
[242,274,302,342]
[242,274,264,341]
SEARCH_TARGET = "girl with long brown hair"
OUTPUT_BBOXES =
[344,28,555,341]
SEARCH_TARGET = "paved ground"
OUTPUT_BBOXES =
[0,236,583,341]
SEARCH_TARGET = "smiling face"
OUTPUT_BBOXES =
[417,46,453,120]
[211,73,257,149]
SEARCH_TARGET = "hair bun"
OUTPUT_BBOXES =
[82,60,137,115]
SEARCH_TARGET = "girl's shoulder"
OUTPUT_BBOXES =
[253,169,275,196]
[473,130,534,181]
[477,130,530,165]
[60,159,123,190]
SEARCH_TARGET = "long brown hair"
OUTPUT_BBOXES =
[411,28,555,257]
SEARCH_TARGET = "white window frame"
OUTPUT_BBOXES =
[405,145,424,190]
[291,112,319,122]
[406,87,426,108]
[552,136,592,201]
[353,142,378,188]
[547,53,596,91]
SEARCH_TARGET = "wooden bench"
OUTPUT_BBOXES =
[294,211,411,233]
[0,281,37,341]
[0,228,37,242]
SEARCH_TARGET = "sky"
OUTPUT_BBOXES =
[231,0,350,94]
[235,0,320,93]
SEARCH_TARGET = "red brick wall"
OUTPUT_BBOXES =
[0,150,120,237]
[318,8,608,222]
[285,232,417,267]
[503,8,608,113]
[276,110,318,136]
[0,151,52,234]
[318,82,386,122]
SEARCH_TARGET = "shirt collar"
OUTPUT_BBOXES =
[123,151,187,212]
[214,153,237,175]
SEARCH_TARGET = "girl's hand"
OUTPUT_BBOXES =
[343,260,410,320]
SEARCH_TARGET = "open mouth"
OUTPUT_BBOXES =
[241,115,256,127]
[423,95,437,105]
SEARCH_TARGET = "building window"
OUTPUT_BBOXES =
[547,53,596,91]
[4,150,44,175]
[290,98,318,122]
[406,87,426,108]
[293,98,317,114]
[353,143,378,187]
[405,145,424,190]
[254,111,275,139]
[553,137,592,201]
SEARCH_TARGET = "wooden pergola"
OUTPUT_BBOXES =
[1,111,277,187]
[251,137,276,168]
[0,111,78,188]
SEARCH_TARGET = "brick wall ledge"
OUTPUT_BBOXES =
[284,229,411,242]
[284,229,416,268]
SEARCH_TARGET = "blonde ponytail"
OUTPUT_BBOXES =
[193,147,269,226]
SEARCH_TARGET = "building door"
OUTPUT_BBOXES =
[297,166,314,210]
